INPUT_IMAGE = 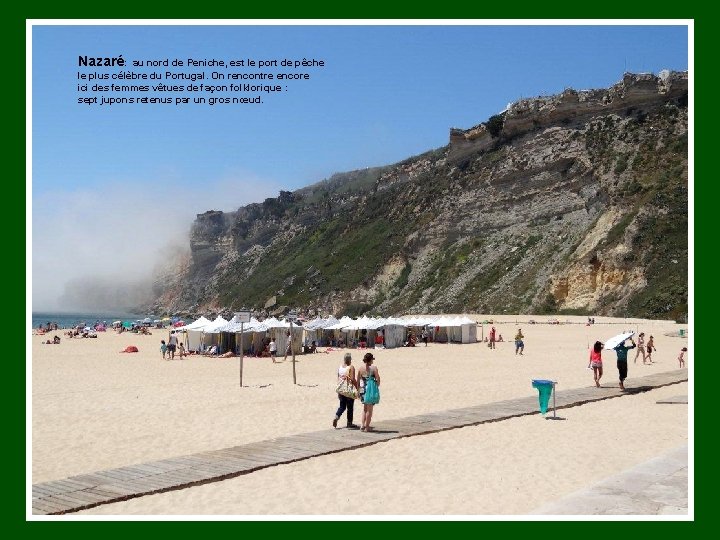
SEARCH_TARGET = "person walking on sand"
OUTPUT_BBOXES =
[160,339,167,360]
[489,326,497,349]
[634,332,647,364]
[646,335,656,363]
[515,329,524,355]
[269,338,277,363]
[333,353,359,429]
[613,337,636,390]
[283,330,292,361]
[358,352,380,432]
[589,340,603,387]
[421,328,429,347]
[678,347,687,368]
[167,331,178,360]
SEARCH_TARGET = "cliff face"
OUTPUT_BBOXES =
[149,72,688,320]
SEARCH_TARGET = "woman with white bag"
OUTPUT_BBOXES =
[333,353,360,429]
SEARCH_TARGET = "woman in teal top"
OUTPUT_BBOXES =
[358,352,381,432]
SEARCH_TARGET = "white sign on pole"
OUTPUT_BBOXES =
[236,310,251,323]
[286,310,298,322]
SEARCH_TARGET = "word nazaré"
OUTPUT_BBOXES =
[78,55,125,67]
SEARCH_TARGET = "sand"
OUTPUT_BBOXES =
[31,316,690,515]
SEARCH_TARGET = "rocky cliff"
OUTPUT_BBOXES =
[148,71,689,320]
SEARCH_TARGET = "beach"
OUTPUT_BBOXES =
[31,316,689,515]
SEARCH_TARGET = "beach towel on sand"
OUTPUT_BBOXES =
[120,345,139,353]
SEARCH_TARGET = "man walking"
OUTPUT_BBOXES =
[167,330,178,360]
[613,337,636,390]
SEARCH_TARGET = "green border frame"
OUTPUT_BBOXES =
[13,5,702,537]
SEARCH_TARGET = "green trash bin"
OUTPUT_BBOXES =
[679,329,685,337]
[532,379,555,416]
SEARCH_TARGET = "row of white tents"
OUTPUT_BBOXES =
[172,314,479,354]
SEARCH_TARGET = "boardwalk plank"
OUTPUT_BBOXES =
[32,500,67,514]
[39,495,83,512]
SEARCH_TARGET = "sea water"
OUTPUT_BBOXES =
[31,311,146,330]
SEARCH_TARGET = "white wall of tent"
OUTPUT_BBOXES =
[171,314,478,355]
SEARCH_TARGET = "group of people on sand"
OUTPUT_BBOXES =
[37,322,59,333]
[160,331,187,360]
[633,332,657,364]
[588,332,686,390]
[332,352,381,432]
[483,326,515,350]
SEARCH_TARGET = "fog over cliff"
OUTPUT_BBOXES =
[32,176,281,312]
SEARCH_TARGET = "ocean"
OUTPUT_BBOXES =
[32,311,146,330]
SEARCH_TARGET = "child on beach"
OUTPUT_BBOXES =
[269,338,277,363]
[178,342,187,358]
[678,347,687,368]
[589,341,603,387]
[160,340,167,360]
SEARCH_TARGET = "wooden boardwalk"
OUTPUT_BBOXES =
[31,369,687,515]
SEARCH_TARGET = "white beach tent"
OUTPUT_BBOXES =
[379,316,408,349]
[261,317,303,356]
[187,316,227,352]
[324,316,355,347]
[303,316,339,346]
[302,316,328,348]
[183,316,213,351]
[455,316,478,343]
[339,316,375,348]
[423,316,478,344]
[214,317,271,355]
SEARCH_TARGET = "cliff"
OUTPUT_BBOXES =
[148,71,689,320]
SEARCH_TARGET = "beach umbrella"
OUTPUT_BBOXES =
[122,321,133,328]
[604,331,635,350]
[161,317,171,321]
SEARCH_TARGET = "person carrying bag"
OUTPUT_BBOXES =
[359,352,381,431]
[333,353,359,429]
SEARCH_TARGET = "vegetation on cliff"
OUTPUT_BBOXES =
[150,73,689,321]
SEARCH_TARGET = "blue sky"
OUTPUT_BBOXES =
[31,23,689,310]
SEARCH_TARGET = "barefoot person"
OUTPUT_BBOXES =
[283,330,292,361]
[358,352,380,432]
[613,337,636,390]
[678,347,686,368]
[167,331,178,360]
[634,332,647,364]
[646,335,656,364]
[515,329,524,355]
[269,338,277,363]
[333,353,359,429]
[589,341,603,387]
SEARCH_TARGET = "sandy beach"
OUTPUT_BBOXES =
[31,315,690,515]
